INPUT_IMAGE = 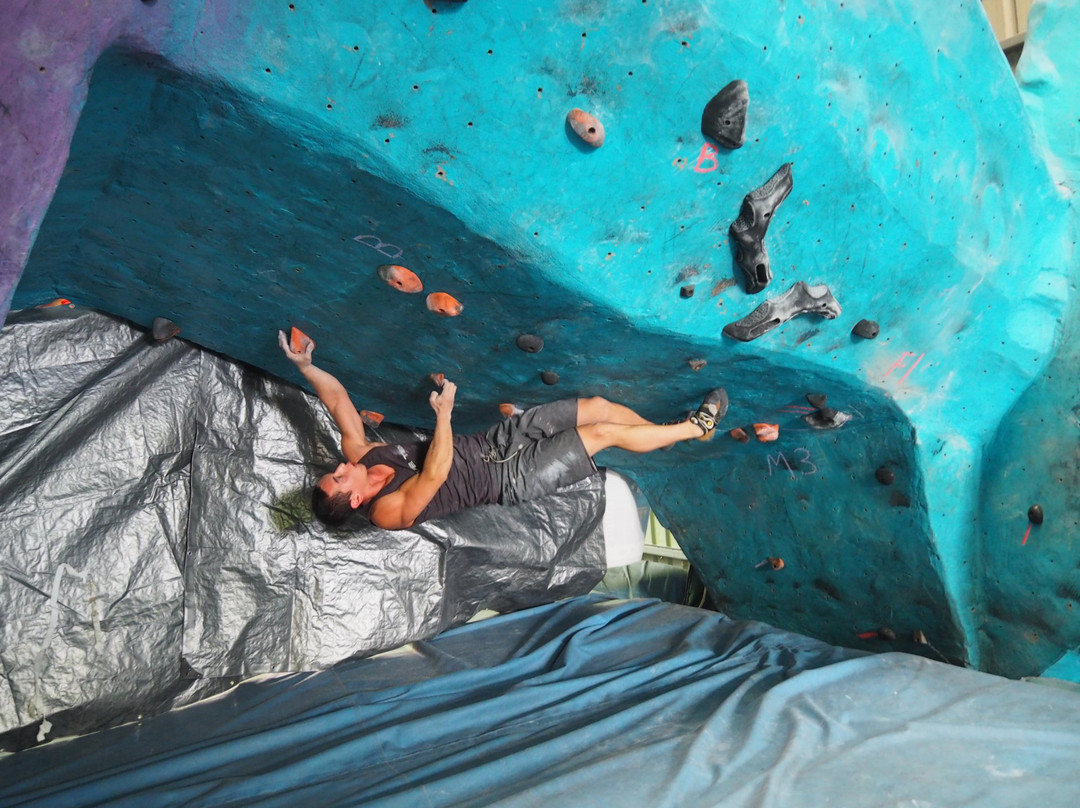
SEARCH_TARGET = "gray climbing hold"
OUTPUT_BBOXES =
[806,393,827,410]
[803,407,851,430]
[541,370,560,385]
[852,319,880,339]
[151,317,180,342]
[1028,504,1044,525]
[875,467,895,486]
[722,281,841,342]
[515,333,544,353]
[701,79,748,150]
[729,163,793,294]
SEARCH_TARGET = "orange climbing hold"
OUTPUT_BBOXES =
[38,298,72,308]
[729,427,750,443]
[499,403,524,418]
[290,326,314,354]
[566,108,605,148]
[360,410,384,427]
[426,292,463,317]
[753,423,779,442]
[429,372,445,387]
[377,264,423,293]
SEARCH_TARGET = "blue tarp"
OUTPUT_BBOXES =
[4,595,1079,807]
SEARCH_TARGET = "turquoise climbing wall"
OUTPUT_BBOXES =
[3,0,1079,676]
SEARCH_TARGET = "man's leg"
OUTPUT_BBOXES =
[577,420,703,456]
[576,396,654,427]
[577,388,728,456]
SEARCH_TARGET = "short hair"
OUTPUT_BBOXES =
[311,485,355,527]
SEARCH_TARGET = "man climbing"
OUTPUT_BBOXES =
[279,331,728,530]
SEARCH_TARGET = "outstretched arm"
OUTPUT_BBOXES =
[369,380,457,530]
[278,330,368,462]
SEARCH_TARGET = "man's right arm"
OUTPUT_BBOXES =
[368,380,457,530]
[278,331,368,461]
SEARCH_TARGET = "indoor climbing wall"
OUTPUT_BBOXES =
[2,0,1079,676]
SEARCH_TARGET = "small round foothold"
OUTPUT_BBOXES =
[515,333,544,353]
[377,264,424,293]
[729,427,750,443]
[877,626,897,641]
[426,292,463,317]
[852,319,880,339]
[151,317,180,342]
[359,410,384,427]
[499,403,523,418]
[540,370,560,386]
[38,298,73,308]
[875,466,895,486]
[1028,504,1044,525]
[566,108,605,147]
[768,557,785,571]
[688,358,707,372]
[680,285,695,299]
[806,393,827,410]
[753,423,779,442]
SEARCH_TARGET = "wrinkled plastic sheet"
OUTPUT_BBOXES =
[3,595,1080,807]
[0,307,605,746]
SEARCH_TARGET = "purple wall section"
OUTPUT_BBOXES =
[0,0,203,322]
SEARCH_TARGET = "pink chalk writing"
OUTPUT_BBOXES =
[883,352,926,386]
[693,143,719,174]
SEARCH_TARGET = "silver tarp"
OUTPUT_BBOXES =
[0,306,605,746]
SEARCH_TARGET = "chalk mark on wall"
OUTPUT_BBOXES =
[883,352,926,386]
[766,447,818,479]
[353,234,403,260]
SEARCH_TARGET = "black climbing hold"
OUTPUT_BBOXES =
[515,333,544,353]
[1028,504,1044,525]
[701,79,748,150]
[151,317,180,342]
[680,285,695,299]
[723,281,841,342]
[806,393,827,410]
[877,627,897,641]
[875,466,895,486]
[852,319,880,339]
[541,370,560,385]
[803,407,850,430]
[729,163,793,294]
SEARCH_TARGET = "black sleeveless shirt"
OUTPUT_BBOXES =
[357,433,500,525]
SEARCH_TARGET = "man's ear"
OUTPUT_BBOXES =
[349,491,363,510]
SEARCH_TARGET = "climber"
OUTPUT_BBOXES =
[279,330,728,530]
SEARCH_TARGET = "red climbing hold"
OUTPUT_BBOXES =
[377,264,424,293]
[360,410,384,427]
[729,427,750,443]
[426,292,463,317]
[430,372,446,387]
[38,298,72,308]
[290,326,314,354]
[566,108,605,148]
[753,423,779,442]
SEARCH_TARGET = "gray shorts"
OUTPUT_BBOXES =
[483,399,598,506]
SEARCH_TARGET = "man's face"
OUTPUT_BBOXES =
[318,462,368,509]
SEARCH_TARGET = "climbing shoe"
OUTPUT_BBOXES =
[688,387,729,435]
